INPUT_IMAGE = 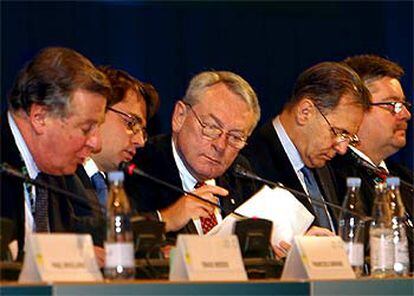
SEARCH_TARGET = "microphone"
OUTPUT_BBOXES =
[233,164,372,222]
[1,162,104,214]
[119,162,247,219]
[348,149,414,192]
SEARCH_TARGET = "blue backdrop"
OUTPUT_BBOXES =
[2,1,413,169]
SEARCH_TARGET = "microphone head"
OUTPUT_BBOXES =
[233,164,249,178]
[119,161,136,176]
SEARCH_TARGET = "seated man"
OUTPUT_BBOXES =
[241,62,371,255]
[329,54,413,270]
[76,66,159,212]
[125,71,260,238]
[1,47,110,260]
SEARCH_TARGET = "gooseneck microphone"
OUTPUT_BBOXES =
[119,162,247,219]
[0,162,104,213]
[348,149,414,192]
[233,164,372,222]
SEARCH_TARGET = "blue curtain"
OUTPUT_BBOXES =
[2,1,412,169]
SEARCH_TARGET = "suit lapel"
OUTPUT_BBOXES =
[260,122,316,216]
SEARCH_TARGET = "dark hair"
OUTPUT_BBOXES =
[287,61,371,112]
[98,66,160,119]
[8,47,111,117]
[343,54,404,82]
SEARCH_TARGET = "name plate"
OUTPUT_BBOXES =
[19,233,103,283]
[169,234,247,281]
[281,236,355,280]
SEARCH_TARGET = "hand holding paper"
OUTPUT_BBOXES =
[208,185,315,246]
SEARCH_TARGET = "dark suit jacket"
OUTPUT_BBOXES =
[1,113,74,260]
[1,113,104,260]
[329,149,414,271]
[241,120,340,229]
[65,165,106,246]
[124,134,259,238]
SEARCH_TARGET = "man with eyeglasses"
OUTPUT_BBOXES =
[241,62,371,257]
[124,71,260,238]
[77,66,159,211]
[329,55,413,271]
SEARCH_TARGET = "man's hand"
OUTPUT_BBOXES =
[271,226,334,260]
[305,226,335,236]
[93,246,105,268]
[160,184,228,232]
[272,240,291,260]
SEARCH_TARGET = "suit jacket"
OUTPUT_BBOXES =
[1,113,104,260]
[124,134,259,238]
[1,113,73,260]
[329,150,414,271]
[66,167,106,246]
[241,120,340,229]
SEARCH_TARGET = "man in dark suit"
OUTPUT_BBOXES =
[125,71,260,239]
[241,62,371,255]
[329,55,413,270]
[1,47,110,261]
[76,66,159,212]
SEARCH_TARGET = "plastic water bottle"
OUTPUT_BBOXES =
[369,182,395,278]
[104,171,135,279]
[338,177,365,277]
[386,177,410,276]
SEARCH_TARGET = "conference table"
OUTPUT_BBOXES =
[1,277,413,295]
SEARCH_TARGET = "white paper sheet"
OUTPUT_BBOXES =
[208,185,315,246]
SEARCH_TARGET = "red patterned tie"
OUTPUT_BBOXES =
[194,181,218,234]
[376,167,389,183]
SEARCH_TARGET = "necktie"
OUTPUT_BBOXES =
[300,166,333,231]
[375,167,389,183]
[34,172,50,232]
[195,181,218,234]
[91,172,108,210]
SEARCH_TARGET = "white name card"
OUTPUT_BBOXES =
[169,234,247,281]
[281,236,355,280]
[19,233,103,283]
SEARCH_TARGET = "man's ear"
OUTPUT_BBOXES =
[171,101,188,133]
[28,104,49,134]
[295,97,315,126]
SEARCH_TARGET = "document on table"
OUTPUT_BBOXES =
[208,185,315,245]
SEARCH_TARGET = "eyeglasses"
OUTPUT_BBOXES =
[183,102,248,149]
[107,107,147,141]
[314,105,360,146]
[369,101,412,115]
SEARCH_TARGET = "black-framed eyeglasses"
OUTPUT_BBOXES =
[183,102,248,149]
[314,105,359,146]
[369,101,412,115]
[107,107,147,141]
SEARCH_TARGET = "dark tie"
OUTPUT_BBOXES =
[300,166,333,231]
[195,181,218,234]
[34,172,50,232]
[91,172,108,210]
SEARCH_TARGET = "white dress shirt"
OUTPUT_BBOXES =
[8,112,40,252]
[171,139,222,235]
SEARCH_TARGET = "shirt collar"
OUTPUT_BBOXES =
[83,158,102,178]
[171,138,214,191]
[8,112,40,179]
[272,116,305,173]
[350,146,388,172]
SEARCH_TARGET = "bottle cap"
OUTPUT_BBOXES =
[347,177,361,187]
[386,176,400,187]
[108,171,124,183]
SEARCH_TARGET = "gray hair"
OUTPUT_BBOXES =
[183,71,261,131]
